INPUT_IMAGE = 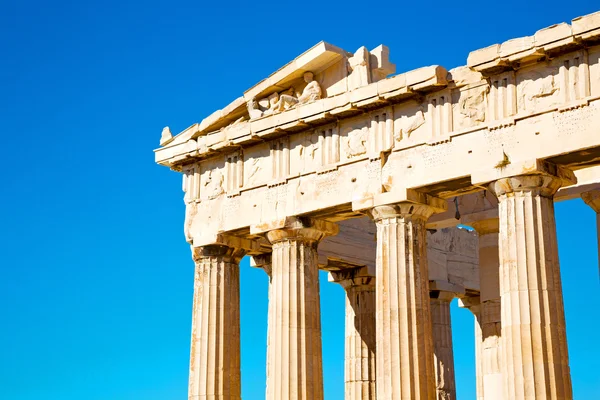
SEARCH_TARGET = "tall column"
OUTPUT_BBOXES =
[582,189,600,276]
[469,219,503,400]
[490,175,572,399]
[458,297,483,400]
[371,203,436,400]
[430,291,456,400]
[331,269,377,400]
[264,218,337,400]
[471,303,484,400]
[249,254,274,398]
[189,245,244,400]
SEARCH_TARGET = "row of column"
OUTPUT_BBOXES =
[186,174,591,399]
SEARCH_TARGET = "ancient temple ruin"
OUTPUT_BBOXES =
[155,10,600,400]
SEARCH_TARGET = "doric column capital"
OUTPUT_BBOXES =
[429,290,456,302]
[249,253,272,278]
[329,266,375,290]
[429,280,465,301]
[489,174,566,198]
[191,244,245,263]
[472,159,576,196]
[458,296,481,315]
[489,162,577,198]
[370,202,436,222]
[582,190,600,213]
[264,217,338,245]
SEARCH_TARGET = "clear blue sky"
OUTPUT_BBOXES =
[1,1,599,399]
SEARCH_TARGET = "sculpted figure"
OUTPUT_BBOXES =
[347,47,371,90]
[263,92,280,116]
[345,126,368,158]
[272,72,322,112]
[459,87,487,125]
[395,108,426,141]
[204,170,224,199]
[247,99,263,119]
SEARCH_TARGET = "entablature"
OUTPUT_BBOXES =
[161,11,600,254]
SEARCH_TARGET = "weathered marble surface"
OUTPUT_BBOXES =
[157,11,600,248]
[155,10,600,400]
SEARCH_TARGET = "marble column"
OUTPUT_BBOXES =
[189,245,244,400]
[471,303,484,400]
[332,271,377,400]
[490,175,572,399]
[469,219,503,400]
[430,291,456,400]
[458,297,483,400]
[250,254,274,398]
[582,189,600,276]
[371,203,436,400]
[264,218,337,400]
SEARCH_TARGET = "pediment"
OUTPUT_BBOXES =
[160,41,396,148]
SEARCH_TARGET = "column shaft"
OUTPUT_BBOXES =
[492,176,572,399]
[372,203,436,400]
[472,305,484,400]
[470,220,503,400]
[189,245,243,400]
[265,219,336,400]
[480,299,502,399]
[344,279,376,400]
[430,295,456,400]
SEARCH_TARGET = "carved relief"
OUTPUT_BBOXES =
[300,132,320,160]
[245,157,262,186]
[395,107,425,141]
[204,170,224,199]
[344,125,368,158]
[518,66,560,113]
[454,85,488,129]
[247,99,263,119]
[248,72,323,118]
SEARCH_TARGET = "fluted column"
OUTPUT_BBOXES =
[582,190,600,276]
[371,203,436,400]
[469,219,503,400]
[430,291,456,400]
[331,269,377,400]
[490,175,572,399]
[189,245,244,400]
[264,218,337,400]
[471,303,484,400]
[250,254,274,397]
